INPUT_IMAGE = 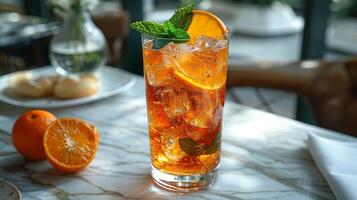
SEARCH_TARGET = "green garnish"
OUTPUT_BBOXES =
[163,21,190,40]
[130,4,194,49]
[178,137,204,156]
[178,132,221,156]
[169,3,194,31]
[130,21,168,38]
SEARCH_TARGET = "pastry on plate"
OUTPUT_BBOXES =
[9,71,99,99]
[53,75,99,99]
[9,72,55,98]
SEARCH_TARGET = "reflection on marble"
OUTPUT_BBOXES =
[0,79,335,199]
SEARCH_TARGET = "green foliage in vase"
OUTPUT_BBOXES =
[49,0,98,14]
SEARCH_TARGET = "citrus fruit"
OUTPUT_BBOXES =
[171,50,228,91]
[12,110,57,160]
[170,10,228,91]
[187,10,228,38]
[43,118,99,173]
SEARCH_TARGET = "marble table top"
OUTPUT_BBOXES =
[0,78,336,199]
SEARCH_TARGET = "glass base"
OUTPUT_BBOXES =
[151,165,218,192]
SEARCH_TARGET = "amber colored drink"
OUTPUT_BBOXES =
[142,34,228,191]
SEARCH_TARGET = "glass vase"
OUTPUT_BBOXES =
[50,10,107,76]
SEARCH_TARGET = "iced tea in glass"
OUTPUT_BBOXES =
[143,33,228,191]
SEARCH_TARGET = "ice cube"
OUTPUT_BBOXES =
[160,42,176,53]
[147,101,170,130]
[214,39,228,49]
[145,64,173,87]
[161,42,197,54]
[168,43,225,89]
[194,35,227,49]
[161,129,186,161]
[143,38,153,49]
[186,128,205,142]
[185,92,221,128]
[144,53,175,87]
[186,125,219,145]
[189,111,214,128]
[174,43,198,53]
[160,88,190,118]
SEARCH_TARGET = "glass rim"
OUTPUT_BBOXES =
[141,30,230,41]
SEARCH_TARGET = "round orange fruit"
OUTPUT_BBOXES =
[43,118,99,173]
[12,110,57,160]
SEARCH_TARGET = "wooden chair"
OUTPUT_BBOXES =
[93,11,129,67]
[0,3,24,13]
[227,57,357,136]
[0,53,25,75]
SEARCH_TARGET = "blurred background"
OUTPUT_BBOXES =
[0,0,356,135]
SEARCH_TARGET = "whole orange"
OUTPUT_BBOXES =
[12,110,56,160]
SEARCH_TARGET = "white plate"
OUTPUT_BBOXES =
[0,66,136,108]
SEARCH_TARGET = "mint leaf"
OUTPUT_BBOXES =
[169,4,194,30]
[163,21,190,43]
[152,40,171,49]
[130,4,194,49]
[173,28,190,40]
[130,21,169,38]
[153,21,190,49]
[204,132,221,155]
[163,21,177,37]
[179,132,221,156]
[178,138,204,156]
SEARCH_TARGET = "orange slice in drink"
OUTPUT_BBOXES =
[171,50,228,91]
[187,10,228,38]
[43,118,99,173]
[171,10,228,91]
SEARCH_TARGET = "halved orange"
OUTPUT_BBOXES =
[43,118,99,173]
[187,10,228,38]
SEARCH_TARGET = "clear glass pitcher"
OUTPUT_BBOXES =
[50,10,107,76]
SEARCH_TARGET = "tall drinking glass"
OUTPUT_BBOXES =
[142,33,229,191]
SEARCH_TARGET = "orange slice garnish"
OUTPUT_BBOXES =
[171,50,228,91]
[43,118,99,173]
[187,10,228,38]
[170,10,228,91]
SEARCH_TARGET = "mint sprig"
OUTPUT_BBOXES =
[163,21,190,40]
[130,21,168,38]
[130,4,194,49]
[169,4,194,31]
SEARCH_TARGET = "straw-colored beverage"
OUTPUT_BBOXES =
[143,32,228,191]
